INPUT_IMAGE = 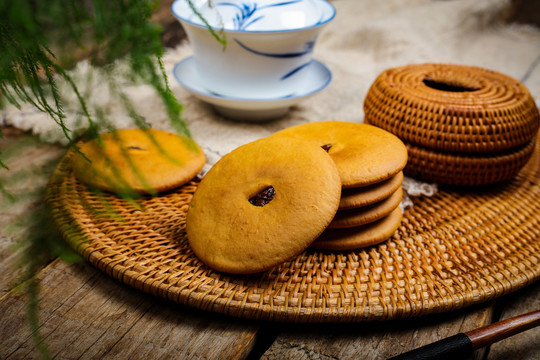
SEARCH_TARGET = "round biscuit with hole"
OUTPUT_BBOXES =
[186,136,341,274]
[271,121,408,188]
[72,128,205,194]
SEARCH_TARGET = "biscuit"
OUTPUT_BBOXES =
[186,136,341,274]
[271,121,408,188]
[339,171,403,210]
[329,187,402,228]
[311,207,403,250]
[72,128,205,194]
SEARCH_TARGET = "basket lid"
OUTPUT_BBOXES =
[364,63,540,154]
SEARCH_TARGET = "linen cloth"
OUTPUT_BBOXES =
[3,0,540,202]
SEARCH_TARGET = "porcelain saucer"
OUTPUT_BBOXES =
[172,56,332,121]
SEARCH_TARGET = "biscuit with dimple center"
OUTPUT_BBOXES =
[339,171,403,210]
[186,136,342,274]
[312,207,403,250]
[271,121,408,188]
[329,187,402,228]
[72,129,205,194]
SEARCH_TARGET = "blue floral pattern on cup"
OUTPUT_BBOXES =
[171,0,335,99]
[216,1,303,31]
[234,39,315,80]
[234,39,314,58]
[280,61,312,80]
[204,1,329,82]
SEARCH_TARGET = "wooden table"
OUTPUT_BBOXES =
[0,126,539,360]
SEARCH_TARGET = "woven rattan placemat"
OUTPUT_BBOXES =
[46,139,540,322]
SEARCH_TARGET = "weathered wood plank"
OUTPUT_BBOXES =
[0,259,260,360]
[1,128,261,359]
[0,127,65,297]
[260,304,494,360]
[487,282,540,360]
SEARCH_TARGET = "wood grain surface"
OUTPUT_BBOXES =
[260,305,493,360]
[1,259,259,360]
[2,0,540,358]
[1,127,539,360]
[467,309,540,350]
[486,285,540,360]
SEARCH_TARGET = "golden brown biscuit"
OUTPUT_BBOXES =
[271,121,408,188]
[186,136,342,274]
[72,128,205,194]
[329,187,402,228]
[311,207,403,251]
[339,171,403,210]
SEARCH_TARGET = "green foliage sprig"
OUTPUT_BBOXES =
[0,0,190,159]
[0,1,202,358]
[187,0,227,46]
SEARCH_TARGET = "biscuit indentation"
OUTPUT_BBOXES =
[249,186,275,207]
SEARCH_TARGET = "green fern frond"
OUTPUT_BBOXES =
[0,0,188,143]
[187,0,227,46]
[0,2,197,358]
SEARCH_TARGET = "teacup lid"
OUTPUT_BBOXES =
[172,0,336,33]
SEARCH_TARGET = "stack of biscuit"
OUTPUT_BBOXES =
[72,125,408,274]
[270,121,408,251]
[316,172,404,250]
[186,121,407,274]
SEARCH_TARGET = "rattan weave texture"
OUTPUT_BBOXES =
[364,63,540,154]
[405,137,537,186]
[46,140,540,322]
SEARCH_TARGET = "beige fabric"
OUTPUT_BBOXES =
[3,0,540,199]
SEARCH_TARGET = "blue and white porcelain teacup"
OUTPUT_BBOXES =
[172,0,335,99]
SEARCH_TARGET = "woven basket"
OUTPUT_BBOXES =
[405,137,536,186]
[364,63,540,154]
[45,138,540,322]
